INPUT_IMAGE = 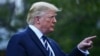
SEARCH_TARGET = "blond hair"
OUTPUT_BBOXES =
[26,1,60,24]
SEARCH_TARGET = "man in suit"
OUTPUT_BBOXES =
[6,1,96,56]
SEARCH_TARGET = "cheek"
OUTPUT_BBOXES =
[46,20,52,27]
[44,19,51,26]
[43,20,54,32]
[41,19,52,29]
[41,21,50,28]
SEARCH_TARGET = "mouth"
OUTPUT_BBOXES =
[51,25,55,29]
[51,24,55,27]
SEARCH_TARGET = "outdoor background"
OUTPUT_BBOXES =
[0,0,100,56]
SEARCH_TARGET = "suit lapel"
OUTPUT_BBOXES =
[26,27,48,56]
[47,38,60,56]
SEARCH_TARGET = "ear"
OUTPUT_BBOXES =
[34,16,41,24]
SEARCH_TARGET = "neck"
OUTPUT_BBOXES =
[33,24,47,34]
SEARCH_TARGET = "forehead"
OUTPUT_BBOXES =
[44,10,57,16]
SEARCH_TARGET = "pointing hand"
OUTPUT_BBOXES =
[77,36,96,51]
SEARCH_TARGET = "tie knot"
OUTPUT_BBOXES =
[42,35,47,41]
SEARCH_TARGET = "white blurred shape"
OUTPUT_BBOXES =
[96,19,100,29]
[0,0,7,5]
[76,0,80,5]
[14,0,24,15]
[0,27,9,50]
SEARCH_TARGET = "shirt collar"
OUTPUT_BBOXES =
[29,25,43,39]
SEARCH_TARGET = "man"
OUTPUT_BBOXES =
[6,1,96,56]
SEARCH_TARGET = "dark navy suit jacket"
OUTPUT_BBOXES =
[6,27,85,56]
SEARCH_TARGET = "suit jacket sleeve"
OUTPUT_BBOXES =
[68,47,87,56]
[49,38,87,56]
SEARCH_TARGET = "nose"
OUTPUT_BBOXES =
[53,17,57,23]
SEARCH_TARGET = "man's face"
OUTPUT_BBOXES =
[39,10,57,34]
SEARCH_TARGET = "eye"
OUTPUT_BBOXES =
[48,16,56,19]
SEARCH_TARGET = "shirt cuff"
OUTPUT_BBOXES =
[77,46,89,56]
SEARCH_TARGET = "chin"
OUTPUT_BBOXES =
[43,28,53,34]
[49,29,54,32]
[45,28,54,34]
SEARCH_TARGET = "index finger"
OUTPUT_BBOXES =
[86,35,96,40]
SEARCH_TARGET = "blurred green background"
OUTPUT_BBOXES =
[0,0,100,56]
